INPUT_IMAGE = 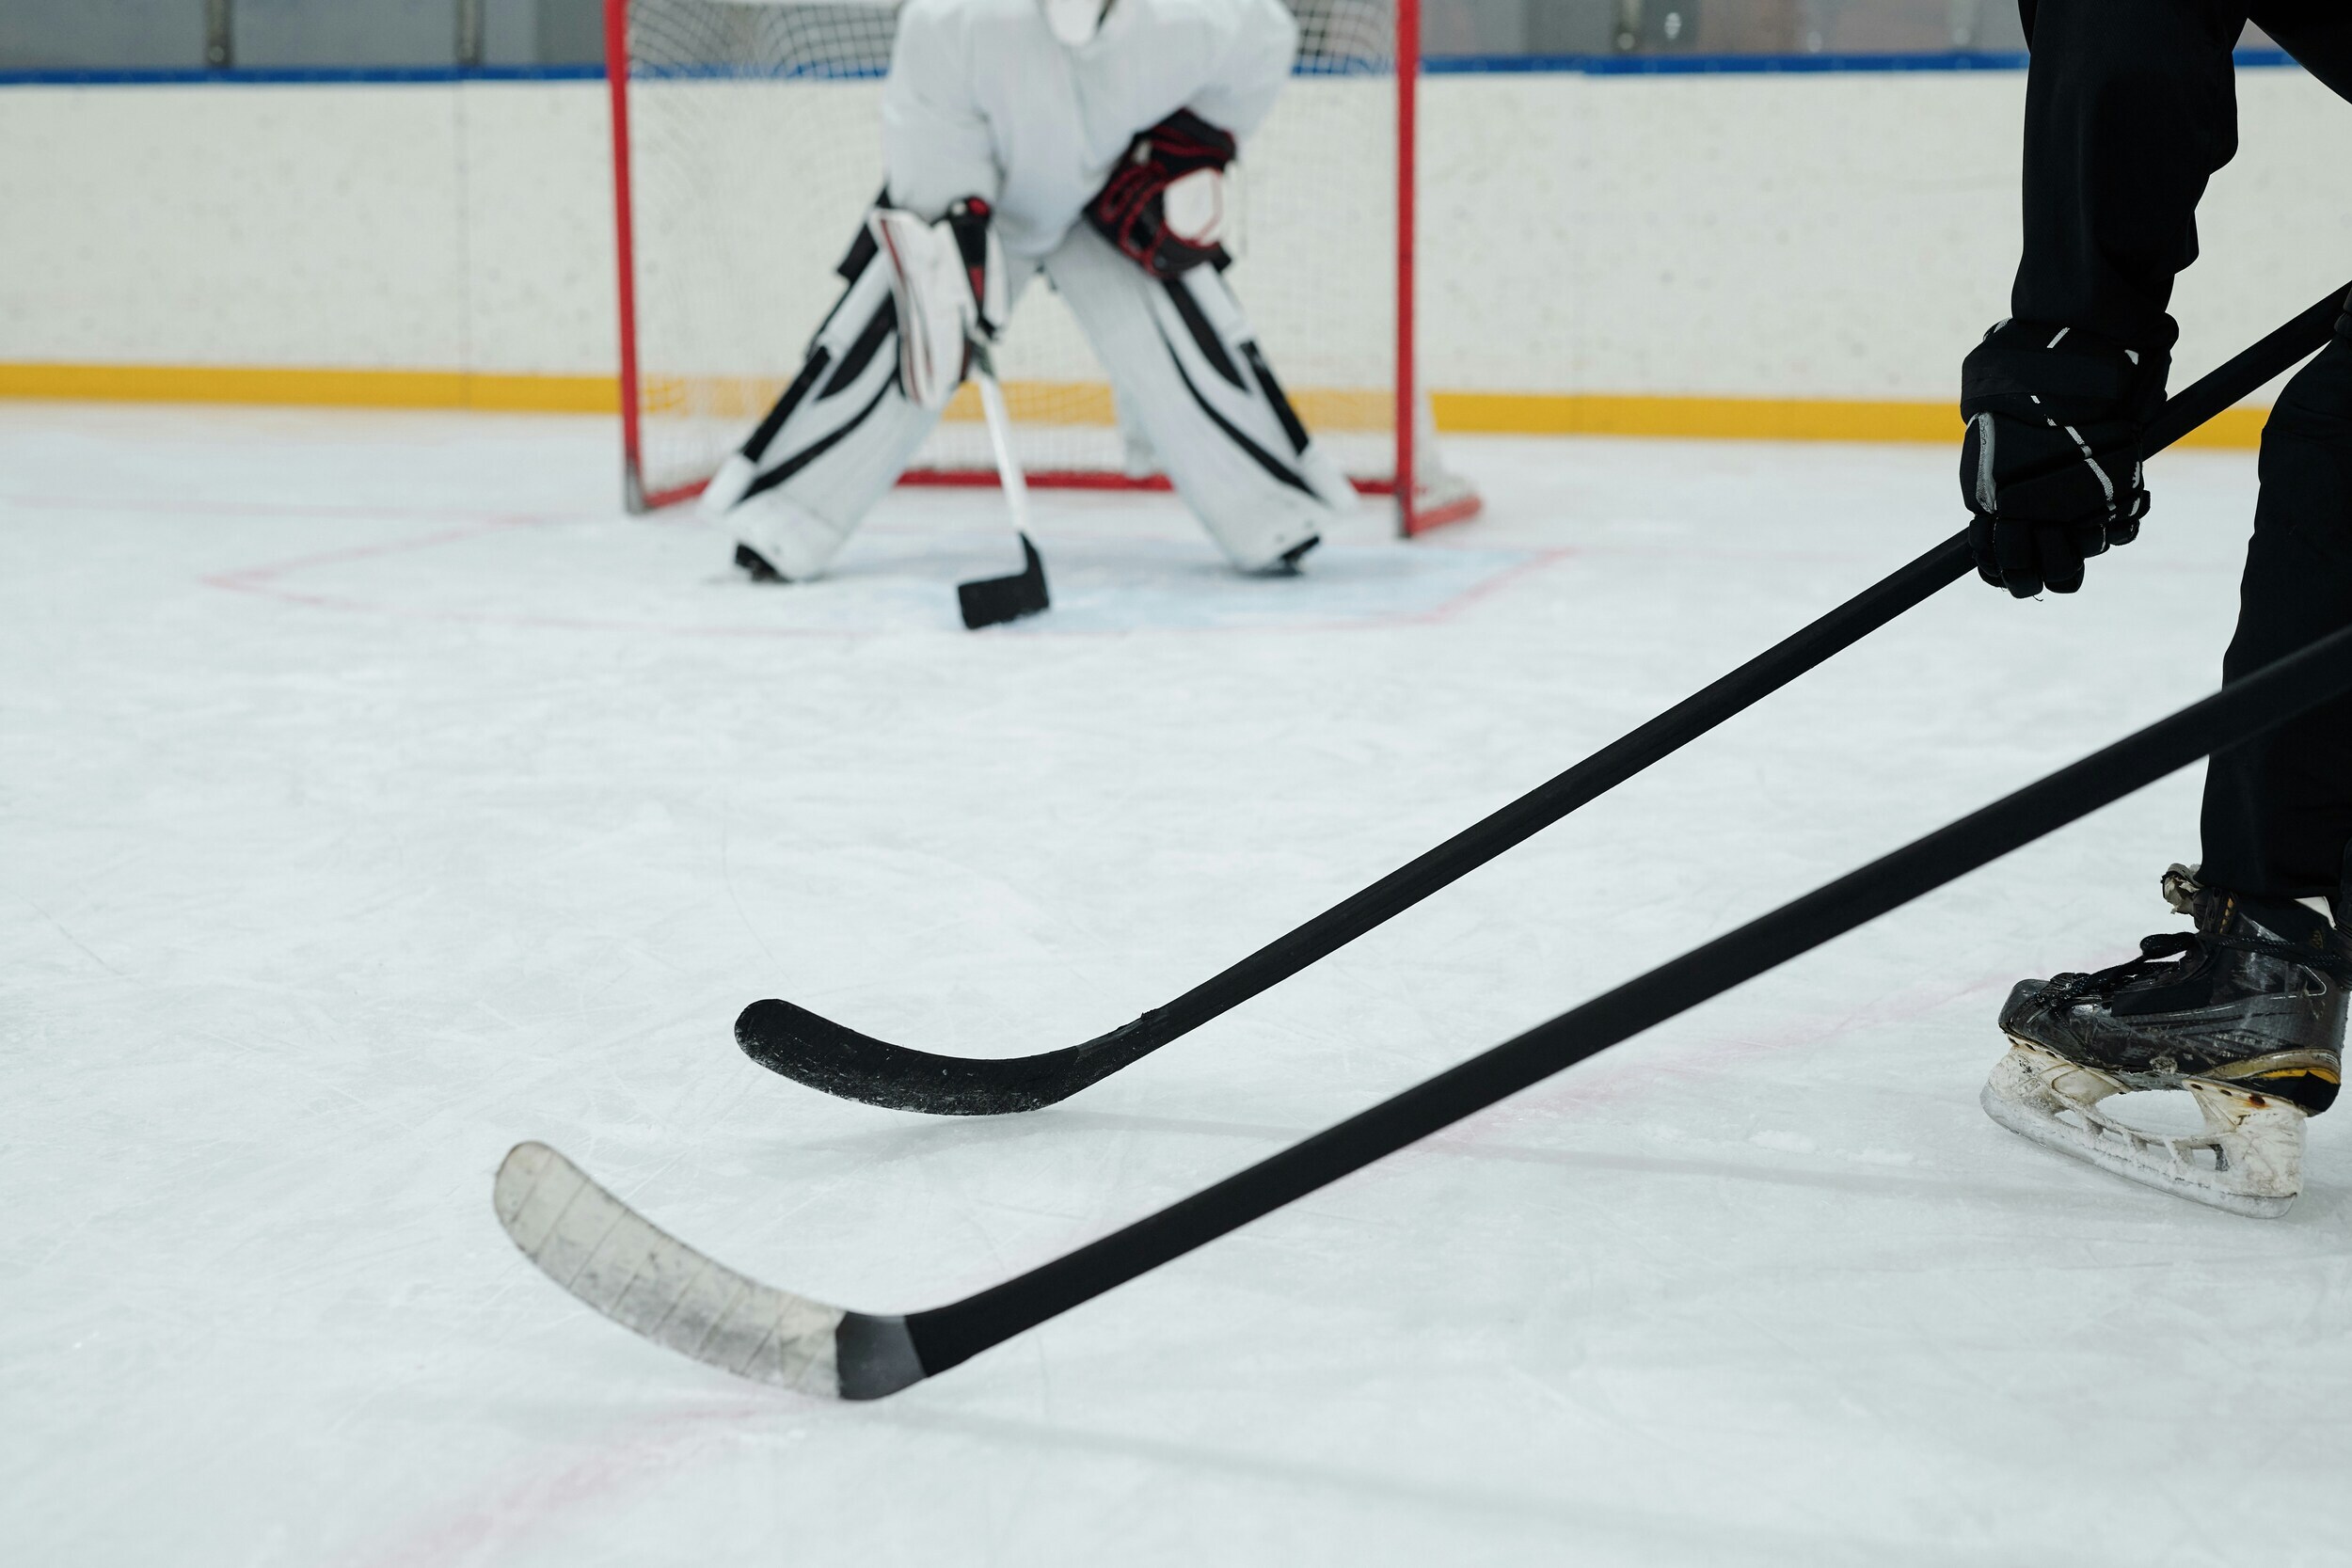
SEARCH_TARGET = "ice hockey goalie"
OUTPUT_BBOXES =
[703,0,1357,583]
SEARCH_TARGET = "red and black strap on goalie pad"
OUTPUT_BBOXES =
[1085,108,1238,279]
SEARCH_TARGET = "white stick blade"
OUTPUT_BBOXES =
[494,1141,849,1395]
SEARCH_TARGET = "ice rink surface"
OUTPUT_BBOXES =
[6,403,2350,1566]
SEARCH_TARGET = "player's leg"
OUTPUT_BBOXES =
[1979,325,2352,1216]
[700,231,935,580]
[2199,314,2352,904]
[1040,224,1352,573]
[704,227,1031,581]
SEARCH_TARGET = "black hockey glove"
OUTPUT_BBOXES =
[1958,320,2168,597]
[1086,109,1237,278]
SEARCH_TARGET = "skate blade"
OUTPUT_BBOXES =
[1980,1039,2305,1219]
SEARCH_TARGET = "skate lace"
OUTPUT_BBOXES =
[2044,929,2352,1005]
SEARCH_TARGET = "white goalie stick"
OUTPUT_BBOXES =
[866,204,1048,630]
[956,351,1050,630]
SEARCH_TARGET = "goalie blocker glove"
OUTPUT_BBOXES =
[867,197,1009,412]
[1086,109,1238,279]
[1959,320,2168,597]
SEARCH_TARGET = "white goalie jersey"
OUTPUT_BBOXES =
[882,0,1298,259]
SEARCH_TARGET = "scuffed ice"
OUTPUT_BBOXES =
[7,404,2349,1565]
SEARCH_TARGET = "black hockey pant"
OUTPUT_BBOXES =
[2200,312,2352,904]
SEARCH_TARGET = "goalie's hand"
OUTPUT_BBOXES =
[1958,320,2167,597]
[941,197,1008,341]
[868,197,1009,411]
[1086,109,1238,278]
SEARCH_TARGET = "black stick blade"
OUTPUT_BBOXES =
[957,532,1049,630]
[735,998,1146,1116]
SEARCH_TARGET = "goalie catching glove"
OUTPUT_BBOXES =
[1958,320,2168,597]
[1086,109,1238,279]
[867,197,1010,411]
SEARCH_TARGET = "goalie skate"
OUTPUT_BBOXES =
[1981,1039,2306,1218]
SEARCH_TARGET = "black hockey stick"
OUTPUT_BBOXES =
[505,616,2352,1397]
[739,284,2349,1115]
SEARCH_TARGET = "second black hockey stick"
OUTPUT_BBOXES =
[507,616,2352,1397]
[739,284,2349,1115]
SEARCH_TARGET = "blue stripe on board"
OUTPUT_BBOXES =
[1429,50,2022,74]
[0,58,1339,86]
[626,60,883,82]
[1426,45,2296,75]
[0,64,606,87]
[0,47,2300,88]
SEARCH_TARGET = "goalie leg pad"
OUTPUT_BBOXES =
[1041,225,1352,572]
[703,235,1036,580]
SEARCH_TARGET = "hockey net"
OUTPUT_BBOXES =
[606,0,1477,533]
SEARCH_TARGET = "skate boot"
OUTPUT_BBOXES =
[1981,864,2349,1218]
[734,543,788,583]
[1250,535,1319,577]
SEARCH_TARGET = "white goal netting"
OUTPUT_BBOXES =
[613,0,1424,513]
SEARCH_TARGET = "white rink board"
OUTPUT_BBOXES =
[5,66,2350,403]
[6,404,2352,1563]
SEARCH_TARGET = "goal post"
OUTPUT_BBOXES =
[603,0,1479,536]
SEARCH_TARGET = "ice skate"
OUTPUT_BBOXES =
[1981,865,2348,1217]
[1256,535,1319,577]
[734,543,788,583]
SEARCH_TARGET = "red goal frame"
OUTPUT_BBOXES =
[604,0,1473,536]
